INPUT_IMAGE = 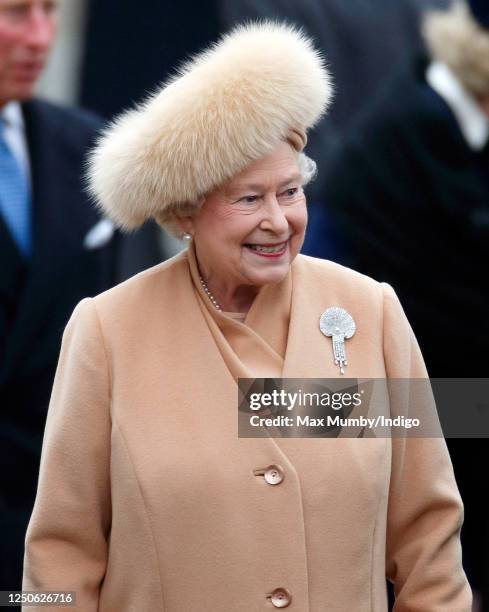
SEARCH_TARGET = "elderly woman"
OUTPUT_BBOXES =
[23,23,471,611]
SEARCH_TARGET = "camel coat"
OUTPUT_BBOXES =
[22,250,472,611]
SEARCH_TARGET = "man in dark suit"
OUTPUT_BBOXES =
[0,0,134,593]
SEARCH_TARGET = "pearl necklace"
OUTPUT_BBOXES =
[199,276,222,311]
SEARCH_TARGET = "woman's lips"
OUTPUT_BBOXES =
[243,241,288,258]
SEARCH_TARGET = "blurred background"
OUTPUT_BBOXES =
[3,0,488,610]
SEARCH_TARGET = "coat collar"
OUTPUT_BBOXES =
[176,249,365,382]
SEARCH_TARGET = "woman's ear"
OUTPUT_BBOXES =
[176,216,195,240]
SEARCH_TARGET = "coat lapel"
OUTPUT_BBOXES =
[155,251,318,479]
[281,255,385,438]
[283,255,347,378]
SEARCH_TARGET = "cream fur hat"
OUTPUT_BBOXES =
[87,21,333,231]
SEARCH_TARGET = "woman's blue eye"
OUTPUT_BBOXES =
[240,195,258,203]
[237,188,299,204]
[283,188,298,197]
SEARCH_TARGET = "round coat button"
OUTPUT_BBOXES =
[271,587,292,608]
[264,465,284,485]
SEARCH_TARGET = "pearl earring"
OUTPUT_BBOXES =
[181,232,192,241]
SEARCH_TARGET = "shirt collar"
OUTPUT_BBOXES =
[426,61,489,151]
[1,101,25,131]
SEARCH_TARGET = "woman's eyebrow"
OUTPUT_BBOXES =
[277,174,302,188]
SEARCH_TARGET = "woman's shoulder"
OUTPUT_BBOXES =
[294,253,385,294]
[65,250,197,352]
[94,249,189,307]
[293,254,404,323]
[294,255,420,375]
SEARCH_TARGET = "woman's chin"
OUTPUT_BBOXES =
[242,262,291,287]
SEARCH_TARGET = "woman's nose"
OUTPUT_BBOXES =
[260,197,289,234]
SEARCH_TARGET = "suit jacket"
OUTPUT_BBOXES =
[0,99,120,591]
[23,251,471,611]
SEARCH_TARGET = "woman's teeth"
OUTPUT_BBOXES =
[246,242,286,253]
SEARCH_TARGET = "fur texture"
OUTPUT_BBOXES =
[86,22,333,231]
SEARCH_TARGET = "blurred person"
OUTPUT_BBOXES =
[22,23,471,612]
[310,0,489,607]
[0,0,154,594]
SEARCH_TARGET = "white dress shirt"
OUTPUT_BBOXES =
[0,101,31,187]
[426,61,489,151]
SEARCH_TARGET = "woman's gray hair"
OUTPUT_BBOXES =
[297,151,318,186]
[164,150,318,239]
[422,1,489,98]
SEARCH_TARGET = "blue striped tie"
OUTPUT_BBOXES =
[0,120,32,257]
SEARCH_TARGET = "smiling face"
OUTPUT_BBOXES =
[0,0,58,106]
[182,141,308,311]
